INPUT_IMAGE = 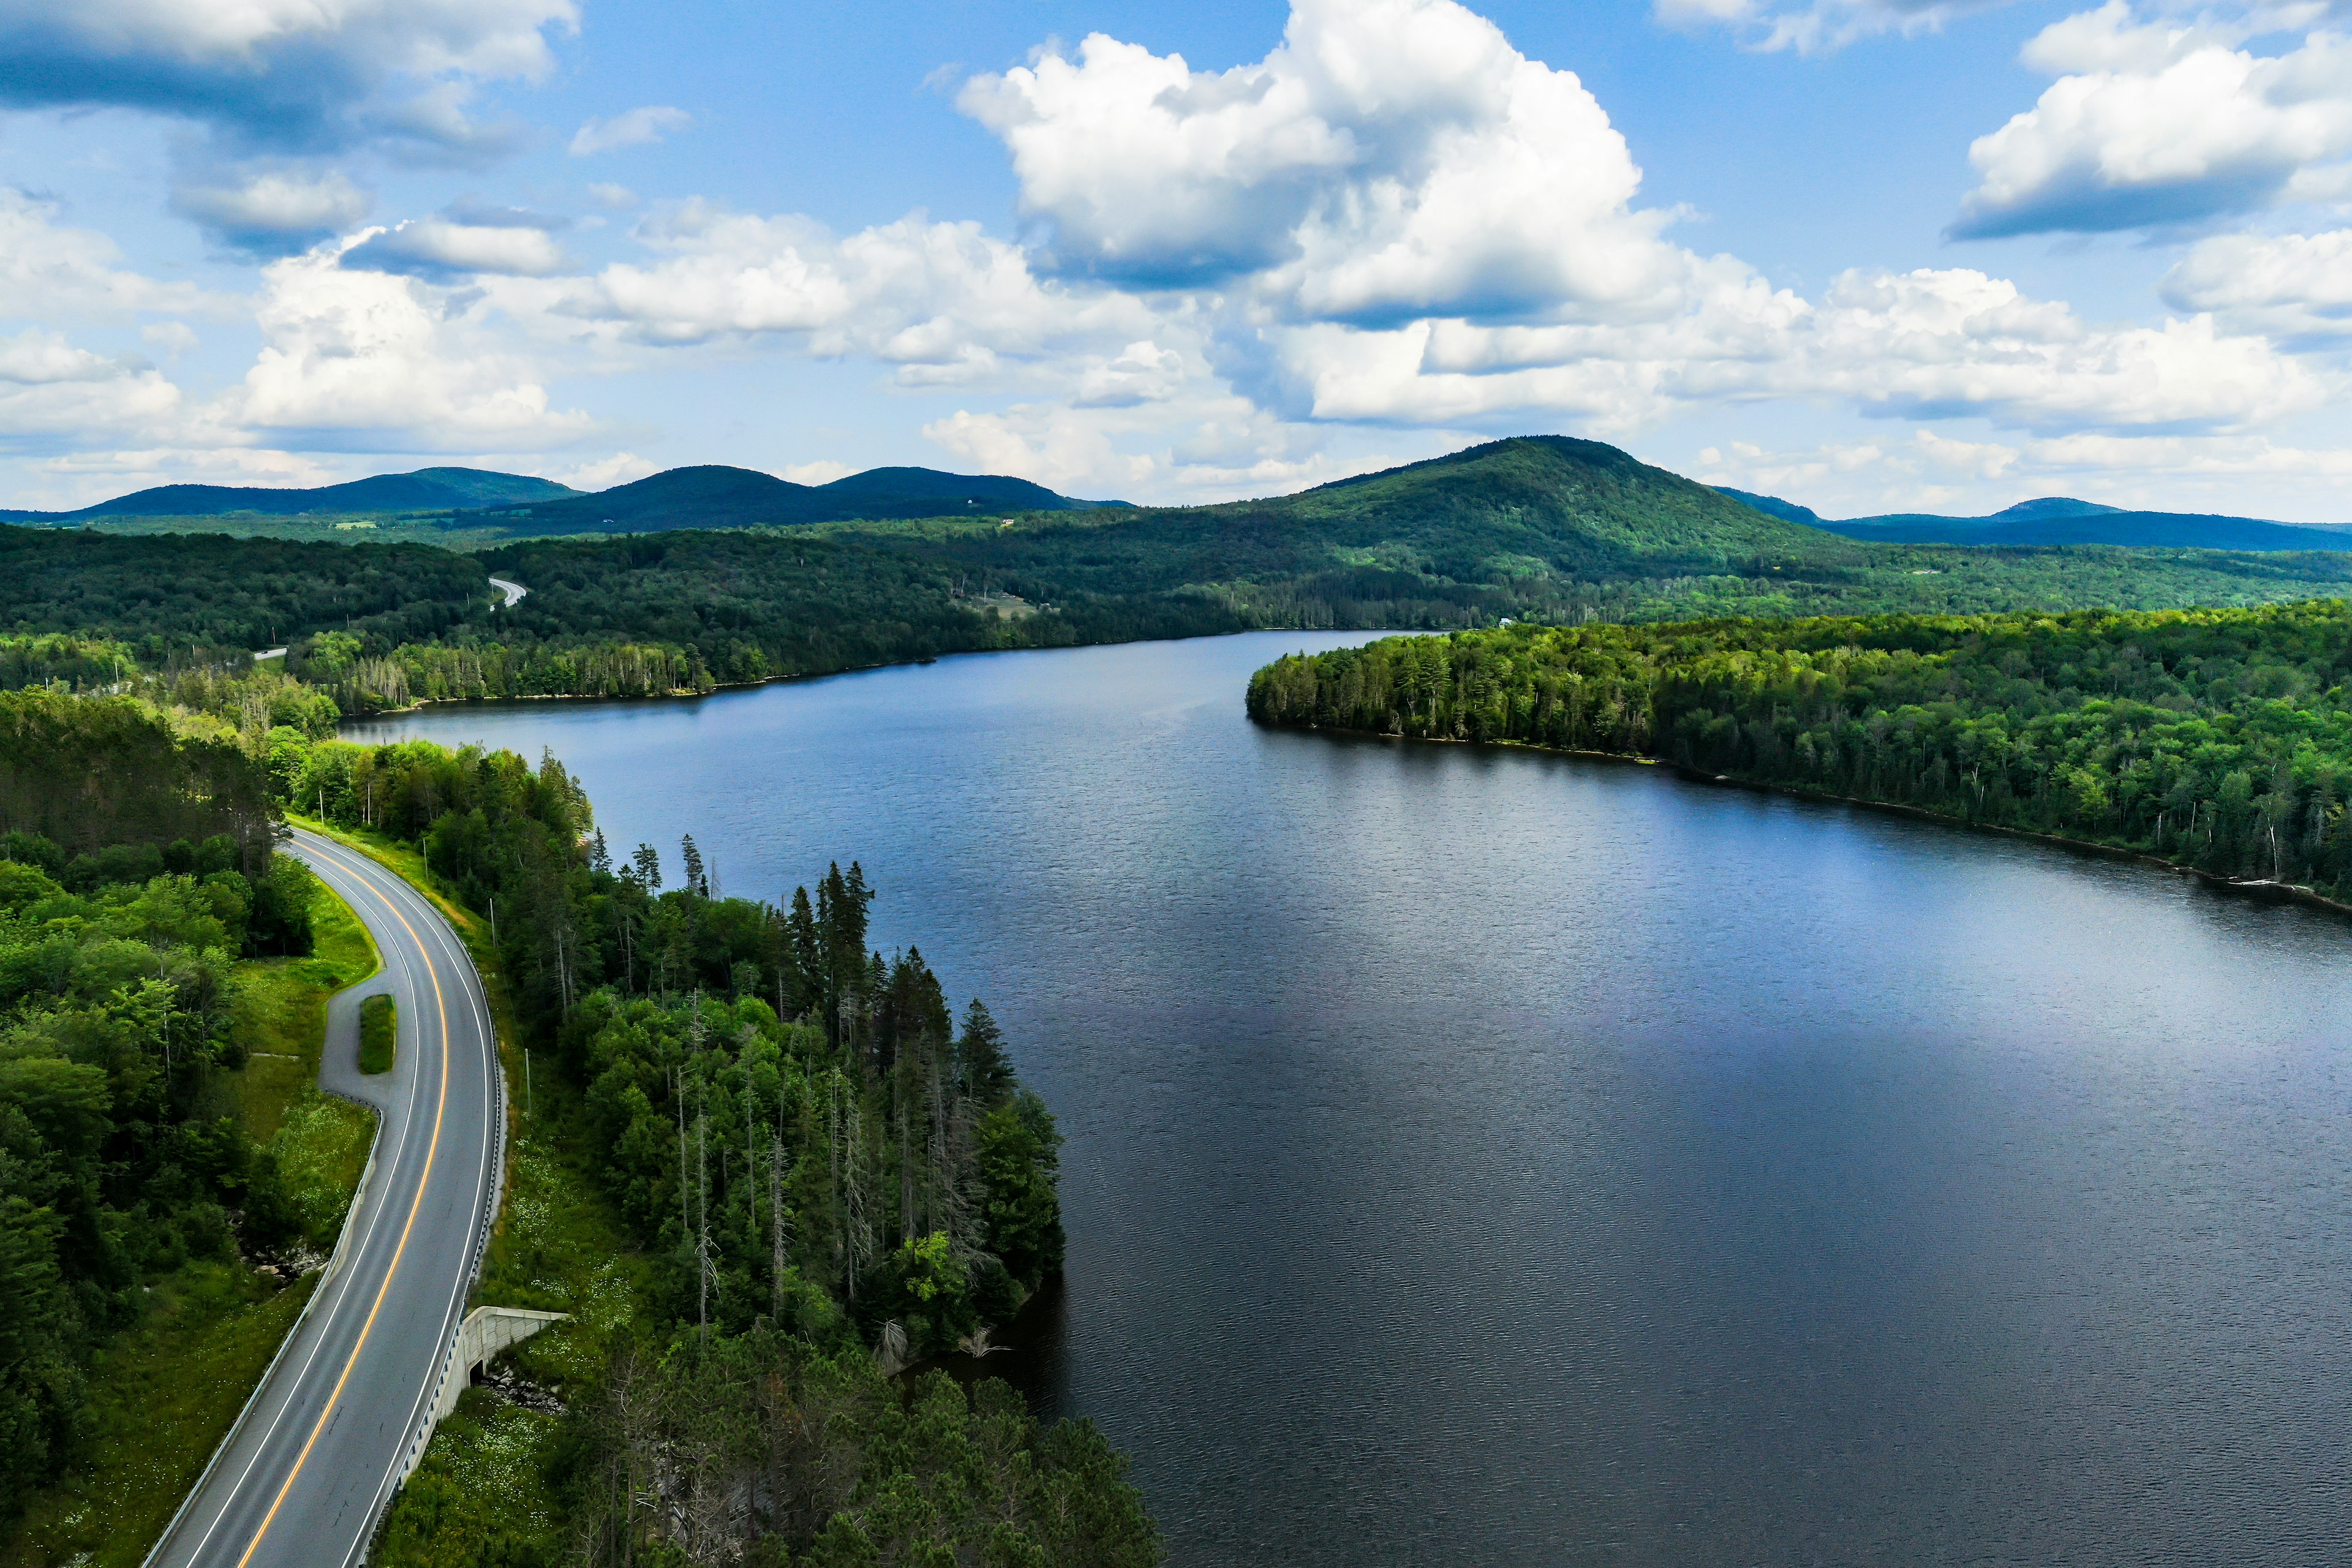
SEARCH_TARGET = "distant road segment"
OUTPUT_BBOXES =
[145,829,502,1568]
[488,576,527,609]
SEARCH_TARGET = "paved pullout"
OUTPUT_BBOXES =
[146,829,502,1568]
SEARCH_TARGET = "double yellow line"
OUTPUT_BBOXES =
[235,846,453,1567]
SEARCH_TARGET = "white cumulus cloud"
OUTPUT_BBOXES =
[570,106,693,156]
[2161,228,2352,342]
[345,214,569,277]
[511,204,1159,376]
[1954,5,2352,236]
[960,0,1684,325]
[171,168,375,252]
[0,329,184,455]
[0,188,222,320]
[230,239,594,448]
[0,0,576,154]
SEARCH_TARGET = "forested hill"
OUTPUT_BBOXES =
[0,467,573,522]
[1247,602,2352,898]
[0,526,496,655]
[17,432,2352,715]
[1717,485,2352,553]
[1256,435,1853,575]
[480,462,1102,535]
[1823,510,2352,552]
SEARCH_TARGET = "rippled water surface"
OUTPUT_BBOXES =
[350,632,2352,1566]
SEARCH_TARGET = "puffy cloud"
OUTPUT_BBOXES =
[554,450,658,489]
[1953,6,2352,236]
[170,168,374,253]
[1251,264,2320,434]
[922,405,1165,493]
[141,322,200,357]
[780,459,852,484]
[514,205,1161,378]
[1652,0,2011,54]
[2160,229,2352,342]
[942,1,2313,444]
[0,187,220,320]
[960,0,1686,323]
[0,329,184,455]
[1076,342,1189,407]
[344,208,570,277]
[229,238,593,448]
[0,0,575,154]
[919,396,1368,499]
[570,107,692,156]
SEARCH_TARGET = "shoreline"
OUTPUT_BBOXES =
[1276,722,2352,924]
[338,627,1400,723]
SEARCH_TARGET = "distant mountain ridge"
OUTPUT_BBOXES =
[1714,486,2352,553]
[0,466,578,521]
[1,462,1114,533]
[491,464,1108,535]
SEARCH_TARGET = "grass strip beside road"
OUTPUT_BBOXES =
[358,993,396,1074]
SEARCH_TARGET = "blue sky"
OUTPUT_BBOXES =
[2,0,2348,517]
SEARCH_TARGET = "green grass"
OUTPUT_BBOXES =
[0,1265,317,1568]
[372,1392,564,1566]
[311,872,382,985]
[271,1095,375,1248]
[358,993,396,1074]
[230,868,381,1137]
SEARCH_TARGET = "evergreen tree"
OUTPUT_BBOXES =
[957,998,1015,1108]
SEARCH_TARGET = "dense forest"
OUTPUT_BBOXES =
[0,526,496,660]
[12,439,2352,720]
[260,731,1155,1565]
[0,688,1155,1558]
[0,693,323,1522]
[1248,600,2352,896]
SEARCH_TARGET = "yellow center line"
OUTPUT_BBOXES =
[235,845,452,1567]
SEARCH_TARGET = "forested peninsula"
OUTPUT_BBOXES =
[1248,601,2352,898]
[0,689,1159,1564]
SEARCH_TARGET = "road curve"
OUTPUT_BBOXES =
[146,828,503,1568]
[488,576,528,609]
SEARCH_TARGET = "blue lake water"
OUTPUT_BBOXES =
[350,631,2352,1566]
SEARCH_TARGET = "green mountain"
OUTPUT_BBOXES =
[1717,486,2352,552]
[16,434,2352,705]
[481,463,1101,535]
[0,466,576,522]
[1260,436,1858,573]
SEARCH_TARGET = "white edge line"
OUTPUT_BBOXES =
[141,843,421,1568]
[307,842,504,1568]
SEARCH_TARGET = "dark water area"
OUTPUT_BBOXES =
[348,633,2352,1566]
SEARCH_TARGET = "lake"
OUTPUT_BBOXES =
[349,631,2352,1566]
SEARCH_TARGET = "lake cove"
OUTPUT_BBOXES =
[349,631,2352,1567]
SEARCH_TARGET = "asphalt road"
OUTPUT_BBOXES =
[146,829,503,1568]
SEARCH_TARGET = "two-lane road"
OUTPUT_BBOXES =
[147,829,502,1568]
